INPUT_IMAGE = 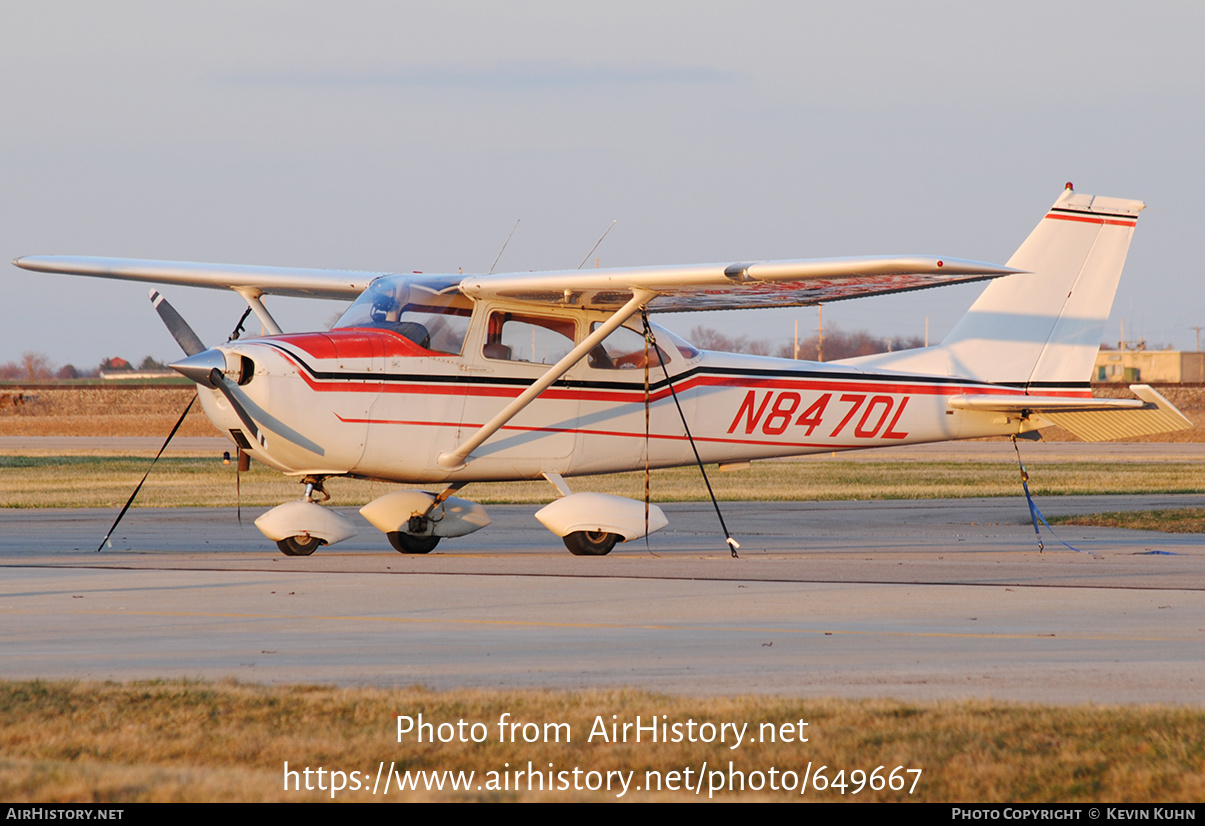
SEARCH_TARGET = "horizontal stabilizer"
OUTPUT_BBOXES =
[949,385,1192,442]
[947,395,1145,413]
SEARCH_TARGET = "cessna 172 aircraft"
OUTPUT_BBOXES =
[14,185,1191,556]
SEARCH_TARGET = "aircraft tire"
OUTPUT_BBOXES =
[563,531,619,556]
[276,535,324,556]
[387,532,440,554]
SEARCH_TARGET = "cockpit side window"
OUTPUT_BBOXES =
[484,312,576,364]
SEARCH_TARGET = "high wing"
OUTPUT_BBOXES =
[15,254,1021,310]
[13,255,378,299]
[461,256,1022,311]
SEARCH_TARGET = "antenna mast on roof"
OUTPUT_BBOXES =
[488,219,520,274]
[578,220,617,269]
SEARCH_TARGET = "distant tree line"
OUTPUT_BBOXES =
[0,329,931,380]
[0,354,170,381]
[688,325,925,361]
[1,331,1134,381]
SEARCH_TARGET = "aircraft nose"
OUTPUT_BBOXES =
[169,348,227,387]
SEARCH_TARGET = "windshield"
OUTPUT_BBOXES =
[649,323,700,360]
[333,274,472,355]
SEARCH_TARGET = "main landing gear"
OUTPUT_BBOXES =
[277,534,324,556]
[386,532,441,554]
[562,530,620,556]
[360,486,489,555]
[534,488,667,556]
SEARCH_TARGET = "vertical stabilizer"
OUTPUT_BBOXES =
[844,186,1144,390]
[942,186,1144,388]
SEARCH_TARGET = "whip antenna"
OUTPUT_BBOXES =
[488,219,520,274]
[578,220,617,269]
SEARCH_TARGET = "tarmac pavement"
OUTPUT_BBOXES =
[2,496,1203,703]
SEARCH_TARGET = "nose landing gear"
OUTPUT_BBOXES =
[254,476,359,556]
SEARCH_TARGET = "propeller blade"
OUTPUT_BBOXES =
[209,367,268,448]
[149,289,206,356]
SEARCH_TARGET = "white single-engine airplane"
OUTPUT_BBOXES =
[15,185,1191,556]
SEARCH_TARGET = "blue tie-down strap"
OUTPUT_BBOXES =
[1011,437,1178,556]
[1011,435,1082,553]
[1019,474,1083,553]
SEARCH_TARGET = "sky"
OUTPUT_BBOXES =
[2,1,1203,368]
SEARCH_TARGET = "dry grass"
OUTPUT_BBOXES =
[1049,508,1205,534]
[0,681,1202,802]
[0,386,218,438]
[1,456,1202,509]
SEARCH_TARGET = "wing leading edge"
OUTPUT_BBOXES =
[13,256,379,300]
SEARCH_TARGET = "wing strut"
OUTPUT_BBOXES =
[233,288,283,336]
[437,289,656,470]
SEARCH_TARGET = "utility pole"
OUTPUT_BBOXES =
[1192,326,1204,352]
[817,304,824,362]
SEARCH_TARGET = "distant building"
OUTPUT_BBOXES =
[100,356,132,371]
[99,369,179,381]
[1094,349,1205,383]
